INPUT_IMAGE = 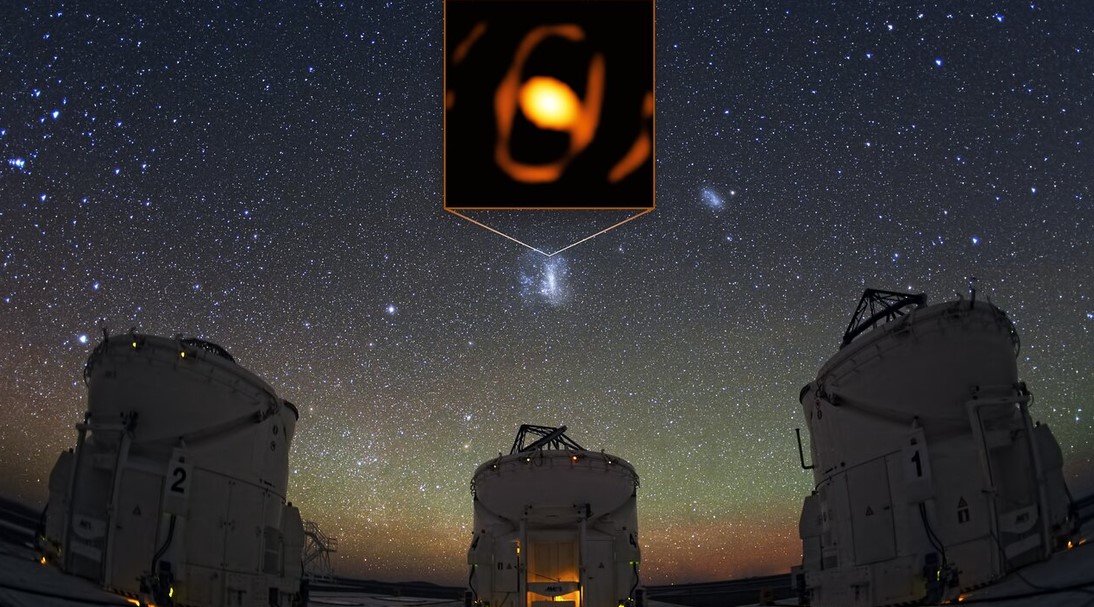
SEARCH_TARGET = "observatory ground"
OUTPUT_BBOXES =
[2,494,1093,607]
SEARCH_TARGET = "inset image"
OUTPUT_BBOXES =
[445,0,655,210]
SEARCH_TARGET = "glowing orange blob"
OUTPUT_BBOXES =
[519,77,580,130]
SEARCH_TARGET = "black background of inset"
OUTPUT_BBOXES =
[445,0,653,209]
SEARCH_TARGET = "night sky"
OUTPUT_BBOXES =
[1,0,1092,586]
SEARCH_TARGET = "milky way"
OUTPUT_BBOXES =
[0,2,1091,585]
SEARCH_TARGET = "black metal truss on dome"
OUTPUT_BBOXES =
[509,424,585,454]
[842,288,928,348]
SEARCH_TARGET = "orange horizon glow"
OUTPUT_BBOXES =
[289,509,805,587]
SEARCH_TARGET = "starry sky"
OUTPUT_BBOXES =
[1,0,1092,587]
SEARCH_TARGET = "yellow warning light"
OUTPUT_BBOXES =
[131,341,137,348]
[169,586,174,598]
[179,351,186,358]
[38,556,47,565]
[519,76,580,130]
[1068,540,1074,550]
[125,599,141,607]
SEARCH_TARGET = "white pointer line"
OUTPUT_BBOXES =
[446,208,653,257]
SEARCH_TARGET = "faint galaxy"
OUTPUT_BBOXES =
[701,186,724,210]
[518,253,570,307]
[0,1,1092,586]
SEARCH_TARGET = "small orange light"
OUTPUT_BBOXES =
[519,76,580,130]
[38,556,47,565]
[1068,540,1075,550]
[571,455,578,463]
[125,599,141,607]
